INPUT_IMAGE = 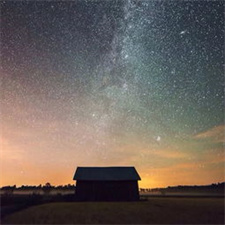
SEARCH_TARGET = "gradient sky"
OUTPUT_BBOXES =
[1,0,224,188]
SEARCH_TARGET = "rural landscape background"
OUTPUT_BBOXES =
[1,0,224,224]
[1,182,224,224]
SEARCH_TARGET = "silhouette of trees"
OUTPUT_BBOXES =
[42,182,52,195]
[0,183,77,197]
[1,185,16,195]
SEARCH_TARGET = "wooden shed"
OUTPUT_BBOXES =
[73,166,141,201]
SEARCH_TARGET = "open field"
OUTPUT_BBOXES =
[2,197,224,224]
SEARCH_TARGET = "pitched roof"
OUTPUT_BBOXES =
[73,166,141,181]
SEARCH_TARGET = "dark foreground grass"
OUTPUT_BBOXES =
[2,197,224,224]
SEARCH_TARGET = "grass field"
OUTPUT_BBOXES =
[2,197,224,224]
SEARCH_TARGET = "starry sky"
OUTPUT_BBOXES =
[1,0,224,188]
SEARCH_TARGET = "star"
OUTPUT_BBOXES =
[179,30,187,35]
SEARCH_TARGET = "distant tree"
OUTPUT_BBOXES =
[56,185,63,189]
[2,185,16,195]
[139,188,146,193]
[42,182,52,195]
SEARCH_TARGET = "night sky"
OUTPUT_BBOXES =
[1,0,224,188]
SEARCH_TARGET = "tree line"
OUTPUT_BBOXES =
[140,182,225,193]
[0,183,75,195]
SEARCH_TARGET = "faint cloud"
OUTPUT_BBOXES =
[194,125,225,143]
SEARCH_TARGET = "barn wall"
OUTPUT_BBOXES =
[75,180,139,201]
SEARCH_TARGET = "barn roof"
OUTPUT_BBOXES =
[73,167,141,181]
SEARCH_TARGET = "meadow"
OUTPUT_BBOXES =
[2,197,224,224]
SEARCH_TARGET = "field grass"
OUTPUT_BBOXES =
[2,197,224,224]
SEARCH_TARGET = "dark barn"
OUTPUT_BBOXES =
[73,167,141,201]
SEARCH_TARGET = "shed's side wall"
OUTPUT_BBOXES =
[75,180,139,201]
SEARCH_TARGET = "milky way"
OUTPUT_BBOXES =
[1,0,224,187]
